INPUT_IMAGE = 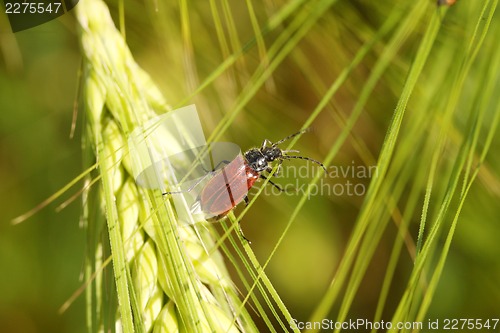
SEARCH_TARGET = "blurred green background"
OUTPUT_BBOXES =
[1,1,499,332]
[0,14,84,333]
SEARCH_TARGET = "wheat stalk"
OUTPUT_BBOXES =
[76,0,256,332]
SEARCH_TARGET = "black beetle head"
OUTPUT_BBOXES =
[261,146,283,162]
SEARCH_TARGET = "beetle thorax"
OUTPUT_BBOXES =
[244,148,268,172]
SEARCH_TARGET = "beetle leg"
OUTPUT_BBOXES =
[238,223,251,243]
[261,139,273,149]
[275,164,281,176]
[275,159,284,176]
[260,174,284,192]
[266,160,283,176]
[260,174,299,193]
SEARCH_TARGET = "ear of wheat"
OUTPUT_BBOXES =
[76,0,257,331]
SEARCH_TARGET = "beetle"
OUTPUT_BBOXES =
[190,129,326,221]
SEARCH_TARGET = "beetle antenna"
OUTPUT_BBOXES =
[280,155,327,172]
[272,128,311,146]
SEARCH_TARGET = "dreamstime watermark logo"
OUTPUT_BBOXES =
[261,162,378,198]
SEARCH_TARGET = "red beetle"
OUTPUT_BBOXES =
[189,129,326,221]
